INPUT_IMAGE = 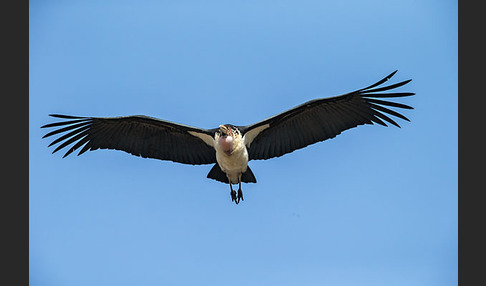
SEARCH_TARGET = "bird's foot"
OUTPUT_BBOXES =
[237,189,244,203]
[231,190,237,204]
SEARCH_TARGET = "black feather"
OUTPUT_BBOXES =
[243,71,414,160]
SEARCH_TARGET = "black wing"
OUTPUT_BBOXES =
[242,70,414,160]
[41,115,217,165]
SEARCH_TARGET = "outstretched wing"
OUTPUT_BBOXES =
[41,115,217,165]
[242,70,414,160]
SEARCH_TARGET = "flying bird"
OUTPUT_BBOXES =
[42,70,414,204]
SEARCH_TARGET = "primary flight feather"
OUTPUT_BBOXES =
[42,70,414,204]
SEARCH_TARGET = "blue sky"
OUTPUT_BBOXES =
[29,1,457,285]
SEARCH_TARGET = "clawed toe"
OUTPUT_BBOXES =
[229,182,244,205]
[237,189,244,202]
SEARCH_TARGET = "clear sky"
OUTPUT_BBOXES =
[29,1,457,285]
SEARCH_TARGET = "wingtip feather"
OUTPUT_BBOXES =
[387,70,398,79]
[49,114,85,119]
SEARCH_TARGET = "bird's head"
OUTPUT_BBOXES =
[219,124,233,137]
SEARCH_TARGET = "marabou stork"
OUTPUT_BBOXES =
[42,70,414,204]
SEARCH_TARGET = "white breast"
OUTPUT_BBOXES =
[214,133,249,184]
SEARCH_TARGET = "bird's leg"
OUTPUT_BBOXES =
[237,180,244,203]
[229,183,237,204]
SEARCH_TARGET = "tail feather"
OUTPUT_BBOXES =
[207,164,229,183]
[206,164,257,184]
[241,166,257,183]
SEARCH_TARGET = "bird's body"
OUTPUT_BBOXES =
[214,126,248,184]
[42,70,414,204]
